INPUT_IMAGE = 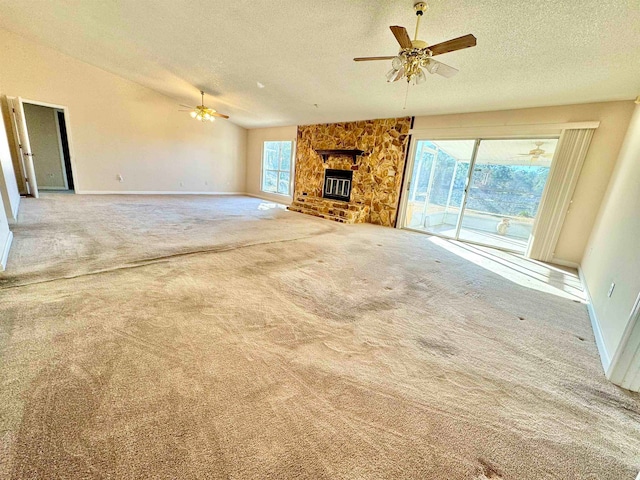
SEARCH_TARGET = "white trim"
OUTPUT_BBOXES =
[18,97,67,111]
[550,258,580,269]
[0,230,13,272]
[607,292,640,392]
[53,109,69,190]
[75,190,246,195]
[8,196,19,224]
[396,134,419,229]
[409,121,600,139]
[578,266,611,371]
[246,192,292,205]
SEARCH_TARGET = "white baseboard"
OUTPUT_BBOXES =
[245,192,292,205]
[578,266,611,372]
[75,190,246,195]
[551,257,580,269]
[0,230,13,272]
[10,195,20,223]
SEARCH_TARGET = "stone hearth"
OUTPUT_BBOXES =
[288,117,411,226]
[288,194,369,224]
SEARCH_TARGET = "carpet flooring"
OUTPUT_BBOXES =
[0,194,638,479]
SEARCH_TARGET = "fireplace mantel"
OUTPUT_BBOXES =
[315,149,365,164]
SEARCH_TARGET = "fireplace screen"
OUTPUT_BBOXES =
[323,169,353,202]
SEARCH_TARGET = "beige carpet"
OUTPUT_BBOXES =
[0,194,638,479]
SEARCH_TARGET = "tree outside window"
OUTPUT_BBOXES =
[262,141,293,196]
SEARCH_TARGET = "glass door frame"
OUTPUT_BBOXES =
[398,135,560,255]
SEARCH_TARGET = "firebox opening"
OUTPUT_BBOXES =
[323,169,353,202]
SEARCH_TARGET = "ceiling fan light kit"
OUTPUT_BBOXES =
[180,91,229,122]
[355,2,476,86]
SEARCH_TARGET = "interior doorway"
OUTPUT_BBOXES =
[8,97,75,197]
[402,138,559,254]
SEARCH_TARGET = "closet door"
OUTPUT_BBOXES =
[8,97,39,198]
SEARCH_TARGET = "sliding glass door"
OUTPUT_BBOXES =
[404,140,474,238]
[403,138,558,254]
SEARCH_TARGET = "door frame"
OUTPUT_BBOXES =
[53,109,69,190]
[7,97,78,195]
[398,135,561,255]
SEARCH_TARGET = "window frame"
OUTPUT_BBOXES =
[260,140,295,197]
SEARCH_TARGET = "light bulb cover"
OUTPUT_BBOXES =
[190,111,197,118]
[425,59,440,74]
[392,56,404,70]
[386,67,405,83]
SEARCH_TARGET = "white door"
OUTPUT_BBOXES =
[8,97,39,198]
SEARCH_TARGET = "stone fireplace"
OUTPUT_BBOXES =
[288,117,411,226]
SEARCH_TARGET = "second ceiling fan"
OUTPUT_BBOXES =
[354,2,476,84]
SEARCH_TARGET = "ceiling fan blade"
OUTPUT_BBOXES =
[390,26,413,49]
[354,56,396,62]
[429,34,477,56]
[429,60,459,78]
[180,104,195,108]
[211,112,229,119]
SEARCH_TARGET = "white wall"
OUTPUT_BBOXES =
[581,104,640,360]
[0,94,20,221]
[246,126,297,204]
[412,102,635,265]
[0,28,246,195]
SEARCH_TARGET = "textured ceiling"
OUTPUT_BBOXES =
[0,0,638,128]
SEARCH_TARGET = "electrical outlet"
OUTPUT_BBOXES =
[180,181,184,187]
[608,282,616,298]
[116,174,124,183]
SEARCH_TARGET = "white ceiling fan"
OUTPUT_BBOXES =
[517,141,554,161]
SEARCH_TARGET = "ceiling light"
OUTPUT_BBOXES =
[413,68,427,85]
[386,67,405,82]
[183,91,228,122]
[425,59,439,74]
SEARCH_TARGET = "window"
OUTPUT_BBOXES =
[262,141,294,196]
